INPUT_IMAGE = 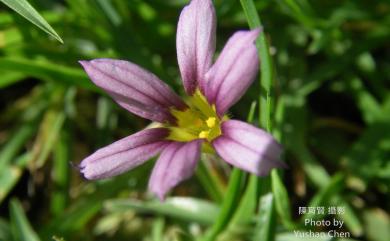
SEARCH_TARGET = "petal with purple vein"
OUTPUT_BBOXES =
[212,120,285,176]
[80,128,170,180]
[205,29,261,116]
[176,0,216,95]
[79,59,186,123]
[148,139,203,201]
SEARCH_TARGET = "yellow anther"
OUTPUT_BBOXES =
[206,117,216,128]
[198,130,209,139]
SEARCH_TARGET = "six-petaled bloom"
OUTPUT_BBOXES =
[79,0,285,201]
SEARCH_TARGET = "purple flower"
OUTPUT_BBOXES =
[79,0,285,201]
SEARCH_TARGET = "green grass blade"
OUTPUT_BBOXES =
[0,0,63,43]
[41,196,102,238]
[225,102,258,227]
[253,193,276,241]
[239,0,260,27]
[0,121,37,167]
[195,159,225,203]
[0,57,97,91]
[240,0,273,131]
[105,197,219,225]
[151,217,165,241]
[30,111,66,169]
[272,170,295,229]
[39,164,154,239]
[331,196,363,236]
[50,129,70,216]
[201,168,244,241]
[229,175,257,227]
[0,218,13,241]
[9,198,40,241]
[0,153,29,204]
[278,0,320,28]
[96,0,122,26]
[303,173,345,221]
[0,72,26,88]
[240,3,284,241]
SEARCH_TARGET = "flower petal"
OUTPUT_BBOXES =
[205,29,261,116]
[148,139,203,201]
[212,120,285,176]
[80,128,170,179]
[176,0,216,95]
[79,59,186,123]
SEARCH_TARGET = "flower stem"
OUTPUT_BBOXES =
[196,158,225,203]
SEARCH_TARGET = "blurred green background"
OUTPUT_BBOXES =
[0,0,389,240]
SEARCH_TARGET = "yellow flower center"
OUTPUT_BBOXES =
[166,90,226,146]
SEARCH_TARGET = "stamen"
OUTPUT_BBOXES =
[206,117,216,128]
[167,89,224,142]
[198,130,209,139]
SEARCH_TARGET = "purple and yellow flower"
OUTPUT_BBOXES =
[79,0,284,200]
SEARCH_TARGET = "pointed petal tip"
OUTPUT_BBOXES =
[78,128,169,181]
[78,60,88,67]
[256,159,288,177]
[247,28,262,43]
[78,59,109,67]
[79,163,100,180]
[151,189,166,202]
[79,166,93,180]
[157,195,165,202]
[252,27,262,35]
[78,154,92,172]
[148,180,167,201]
[79,60,97,71]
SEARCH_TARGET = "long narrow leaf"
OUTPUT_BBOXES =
[106,197,219,225]
[272,170,295,229]
[253,193,276,241]
[9,198,40,241]
[240,0,273,131]
[225,102,258,227]
[0,153,29,204]
[201,168,244,241]
[0,0,63,43]
[0,57,97,91]
[0,218,13,241]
